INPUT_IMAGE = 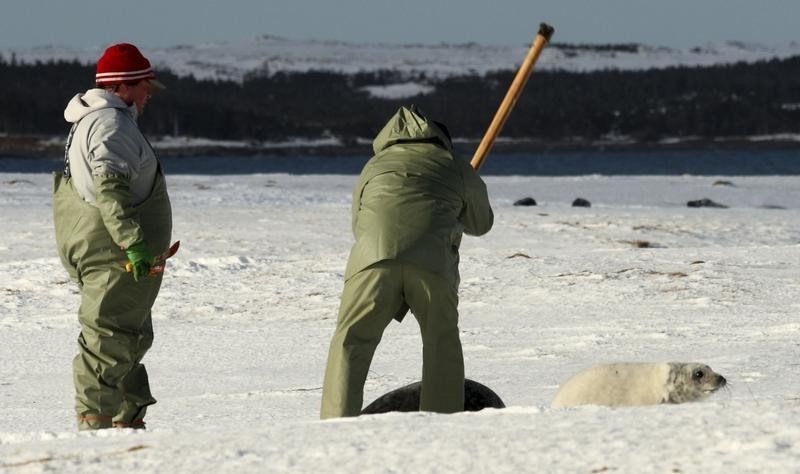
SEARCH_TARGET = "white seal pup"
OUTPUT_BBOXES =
[551,362,726,408]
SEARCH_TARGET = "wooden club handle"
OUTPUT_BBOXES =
[470,23,554,171]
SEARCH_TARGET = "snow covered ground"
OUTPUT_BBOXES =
[1,170,799,472]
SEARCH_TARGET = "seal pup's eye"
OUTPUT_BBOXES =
[692,370,705,380]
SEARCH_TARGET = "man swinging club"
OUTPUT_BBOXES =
[321,23,554,417]
[320,105,494,418]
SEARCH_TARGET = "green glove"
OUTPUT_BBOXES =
[126,241,154,282]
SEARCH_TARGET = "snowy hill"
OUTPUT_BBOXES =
[5,35,800,82]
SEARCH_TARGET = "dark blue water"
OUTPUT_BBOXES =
[2,149,798,175]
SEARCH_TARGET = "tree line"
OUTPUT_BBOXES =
[1,54,799,144]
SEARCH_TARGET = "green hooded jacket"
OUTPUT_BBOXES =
[344,106,493,285]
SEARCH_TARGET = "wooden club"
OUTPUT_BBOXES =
[470,23,555,171]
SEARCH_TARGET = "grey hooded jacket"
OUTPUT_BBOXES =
[64,88,158,206]
[62,88,161,248]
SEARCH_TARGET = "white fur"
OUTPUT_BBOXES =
[552,362,677,408]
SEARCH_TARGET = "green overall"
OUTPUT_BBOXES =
[321,106,493,418]
[53,170,171,429]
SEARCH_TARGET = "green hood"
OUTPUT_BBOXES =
[372,105,452,155]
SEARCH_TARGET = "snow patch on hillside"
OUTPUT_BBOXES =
[359,82,435,99]
[4,35,799,83]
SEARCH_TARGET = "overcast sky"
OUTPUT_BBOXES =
[1,0,798,49]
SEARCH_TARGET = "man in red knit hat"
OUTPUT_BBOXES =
[54,42,173,430]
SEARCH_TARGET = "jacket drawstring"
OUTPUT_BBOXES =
[63,123,78,179]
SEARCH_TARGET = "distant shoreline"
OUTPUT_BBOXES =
[4,136,799,176]
[2,134,800,160]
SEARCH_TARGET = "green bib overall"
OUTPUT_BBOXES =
[53,169,172,429]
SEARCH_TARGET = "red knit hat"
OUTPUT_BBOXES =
[95,43,165,91]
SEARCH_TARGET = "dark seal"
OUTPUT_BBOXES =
[513,197,537,206]
[361,379,505,415]
[687,198,728,208]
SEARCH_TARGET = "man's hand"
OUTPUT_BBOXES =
[125,241,154,282]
